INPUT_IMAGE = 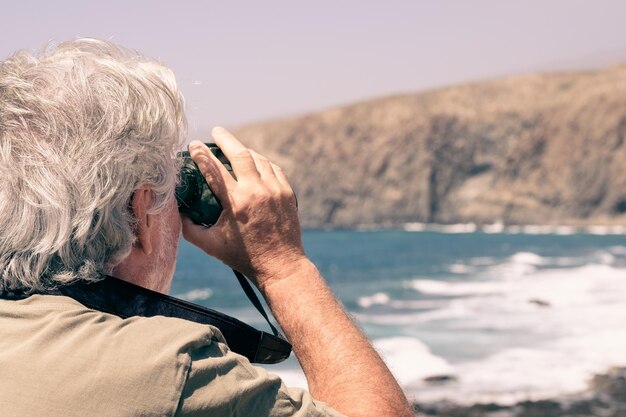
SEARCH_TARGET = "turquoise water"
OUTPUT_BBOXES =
[172,230,626,403]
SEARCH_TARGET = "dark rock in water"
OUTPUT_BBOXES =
[590,367,626,401]
[423,375,458,384]
[515,400,562,417]
[527,298,551,308]
[412,367,626,417]
[567,397,615,417]
[414,401,513,417]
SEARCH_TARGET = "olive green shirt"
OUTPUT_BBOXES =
[0,295,345,417]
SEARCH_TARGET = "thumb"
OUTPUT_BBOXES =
[181,216,223,256]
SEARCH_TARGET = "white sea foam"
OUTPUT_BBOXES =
[552,256,580,267]
[509,252,545,265]
[409,279,503,296]
[374,337,454,386]
[553,226,578,235]
[415,326,626,405]
[402,222,626,235]
[519,225,578,235]
[609,245,626,255]
[595,250,616,265]
[387,299,450,309]
[357,292,390,308]
[486,251,546,278]
[267,242,626,405]
[356,293,450,311]
[408,264,625,320]
[357,259,626,404]
[586,225,626,235]
[174,288,213,302]
[448,263,476,274]
[403,222,428,232]
[440,223,478,233]
[521,225,556,235]
[415,347,591,404]
[403,222,477,233]
[482,222,505,234]
[269,337,454,394]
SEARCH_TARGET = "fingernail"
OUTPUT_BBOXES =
[212,126,225,134]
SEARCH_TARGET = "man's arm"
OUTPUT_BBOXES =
[181,127,414,417]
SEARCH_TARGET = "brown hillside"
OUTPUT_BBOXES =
[232,65,626,228]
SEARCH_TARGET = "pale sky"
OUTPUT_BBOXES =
[1,1,625,135]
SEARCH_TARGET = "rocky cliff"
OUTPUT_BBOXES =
[233,65,626,229]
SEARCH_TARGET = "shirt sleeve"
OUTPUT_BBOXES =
[175,339,347,417]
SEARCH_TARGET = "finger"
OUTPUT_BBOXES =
[249,149,276,179]
[271,162,298,207]
[188,141,236,200]
[211,127,260,181]
[271,162,290,188]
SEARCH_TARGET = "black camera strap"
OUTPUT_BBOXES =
[1,275,291,364]
[232,269,281,336]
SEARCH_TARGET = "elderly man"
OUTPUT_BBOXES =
[0,39,413,417]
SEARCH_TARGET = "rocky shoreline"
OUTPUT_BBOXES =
[412,367,626,417]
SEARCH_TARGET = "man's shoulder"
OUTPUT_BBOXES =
[0,294,345,417]
[0,293,230,416]
[8,293,226,349]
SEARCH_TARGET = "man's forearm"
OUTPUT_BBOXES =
[183,131,413,417]
[260,258,414,417]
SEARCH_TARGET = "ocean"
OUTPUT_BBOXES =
[171,228,626,405]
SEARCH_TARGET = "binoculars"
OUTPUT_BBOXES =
[175,143,233,227]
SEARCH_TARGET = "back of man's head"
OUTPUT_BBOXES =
[0,38,186,294]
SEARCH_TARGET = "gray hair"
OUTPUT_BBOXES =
[0,39,186,293]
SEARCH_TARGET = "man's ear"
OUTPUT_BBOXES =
[130,188,154,256]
